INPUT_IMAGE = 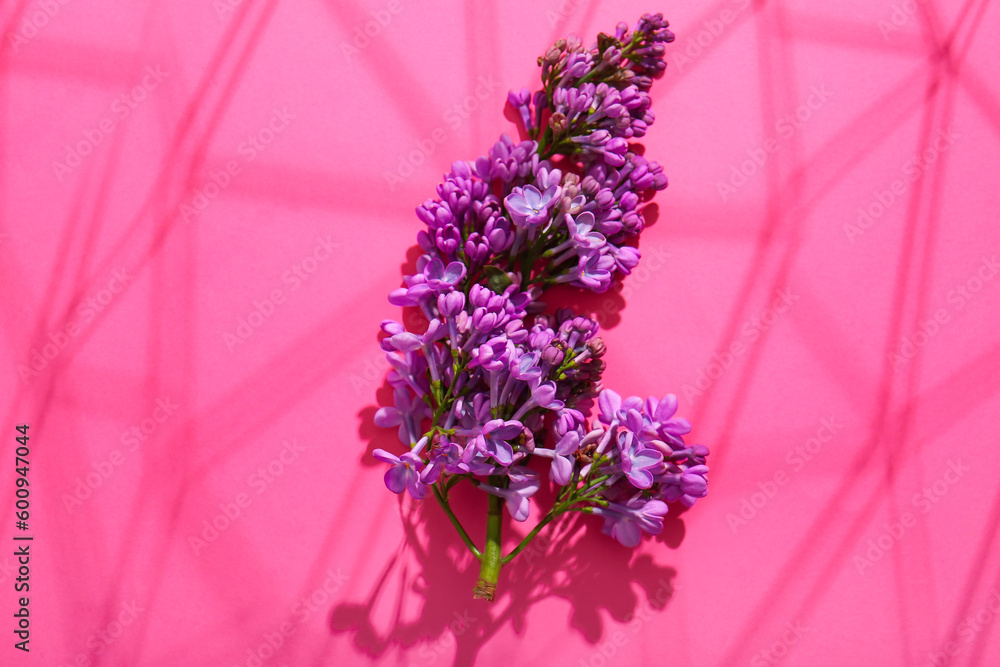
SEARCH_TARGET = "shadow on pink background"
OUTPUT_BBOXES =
[2,0,999,665]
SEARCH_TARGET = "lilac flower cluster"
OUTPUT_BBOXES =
[508,13,675,156]
[405,133,665,296]
[375,288,709,546]
[371,14,707,598]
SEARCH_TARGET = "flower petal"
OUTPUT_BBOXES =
[384,466,407,494]
[598,389,621,422]
[612,520,642,547]
[374,407,402,428]
[551,456,573,486]
[372,448,401,465]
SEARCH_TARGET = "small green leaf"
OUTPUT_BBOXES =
[483,265,513,294]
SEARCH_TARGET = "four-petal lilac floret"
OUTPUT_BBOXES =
[475,419,524,465]
[505,184,560,228]
[617,431,664,489]
[373,448,427,500]
[532,430,581,485]
[421,257,467,291]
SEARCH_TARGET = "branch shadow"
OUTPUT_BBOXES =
[336,406,683,666]
[329,488,679,666]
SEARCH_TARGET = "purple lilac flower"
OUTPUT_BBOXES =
[422,258,466,291]
[617,431,664,489]
[505,184,560,229]
[372,449,427,500]
[374,386,428,445]
[593,497,669,547]
[658,464,709,507]
[532,430,581,485]
[477,466,540,521]
[420,440,463,484]
[641,394,692,448]
[475,419,523,465]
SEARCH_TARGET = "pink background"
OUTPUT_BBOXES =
[2,0,1000,665]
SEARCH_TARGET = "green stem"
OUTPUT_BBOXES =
[473,482,504,601]
[502,511,558,565]
[433,485,482,560]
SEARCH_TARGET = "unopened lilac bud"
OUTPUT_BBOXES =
[560,173,581,203]
[437,291,466,318]
[620,191,639,211]
[602,47,622,66]
[595,188,615,208]
[450,160,471,179]
[529,328,555,350]
[580,175,601,196]
[611,68,636,85]
[587,337,607,358]
[622,210,642,233]
[542,345,565,366]
[549,112,568,134]
[381,320,405,336]
[506,319,528,343]
[469,283,492,308]
[464,236,490,264]
[516,427,535,454]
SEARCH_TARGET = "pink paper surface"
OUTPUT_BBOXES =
[2,1,1000,665]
